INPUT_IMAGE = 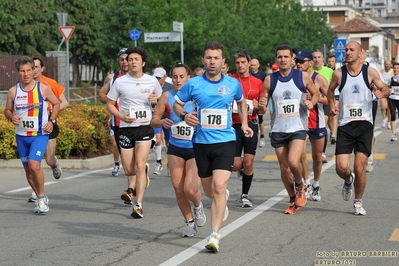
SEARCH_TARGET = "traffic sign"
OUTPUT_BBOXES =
[130,29,140,41]
[58,26,75,41]
[334,38,346,63]
[144,32,181,43]
[173,21,183,32]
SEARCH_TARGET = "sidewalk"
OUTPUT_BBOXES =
[0,154,114,170]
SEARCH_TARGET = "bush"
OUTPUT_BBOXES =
[0,103,111,159]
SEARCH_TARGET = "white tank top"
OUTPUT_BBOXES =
[338,65,373,126]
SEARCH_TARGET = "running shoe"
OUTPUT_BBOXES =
[354,202,366,216]
[182,221,198,237]
[51,157,62,179]
[121,188,135,205]
[391,134,397,141]
[237,168,243,181]
[311,186,321,201]
[223,189,229,222]
[330,135,336,145]
[388,122,391,130]
[28,191,37,202]
[366,159,374,173]
[321,153,328,164]
[205,231,220,253]
[382,118,388,128]
[131,204,143,218]
[193,202,206,227]
[258,137,266,148]
[162,146,167,154]
[167,164,171,177]
[33,196,49,214]
[305,184,313,199]
[284,203,301,214]
[294,183,307,207]
[145,163,150,189]
[111,165,121,177]
[153,162,163,175]
[342,173,354,201]
[240,194,253,208]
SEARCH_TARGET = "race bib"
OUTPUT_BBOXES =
[129,106,151,123]
[232,100,254,114]
[344,103,366,121]
[200,108,227,129]
[19,116,39,132]
[391,86,399,95]
[171,121,193,140]
[277,99,299,117]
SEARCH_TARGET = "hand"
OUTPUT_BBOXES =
[330,105,338,116]
[148,92,157,105]
[184,112,199,127]
[252,98,259,109]
[303,99,314,110]
[43,121,54,133]
[258,96,267,111]
[162,118,174,129]
[123,113,136,123]
[242,125,254,138]
[374,89,384,99]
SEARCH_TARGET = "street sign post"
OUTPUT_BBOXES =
[58,26,75,103]
[334,39,346,63]
[173,21,184,63]
[129,29,141,47]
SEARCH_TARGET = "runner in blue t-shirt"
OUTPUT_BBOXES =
[174,41,253,253]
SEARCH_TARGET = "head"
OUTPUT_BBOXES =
[153,67,167,86]
[125,46,148,73]
[344,41,363,65]
[393,62,399,75]
[295,50,313,72]
[233,49,251,76]
[202,41,225,79]
[171,62,191,90]
[15,56,35,84]
[312,50,324,70]
[275,44,293,72]
[221,62,229,74]
[327,55,336,70]
[271,63,279,73]
[194,67,204,76]
[250,59,260,73]
[117,48,129,74]
[384,60,393,72]
[32,57,44,80]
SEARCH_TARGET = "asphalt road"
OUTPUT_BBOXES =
[1,115,399,266]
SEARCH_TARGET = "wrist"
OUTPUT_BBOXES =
[180,111,187,121]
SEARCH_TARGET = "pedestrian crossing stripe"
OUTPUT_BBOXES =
[389,228,399,241]
[262,153,386,162]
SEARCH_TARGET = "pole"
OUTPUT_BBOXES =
[66,40,70,103]
[135,40,137,47]
[180,32,184,63]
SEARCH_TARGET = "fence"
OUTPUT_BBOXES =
[0,55,58,91]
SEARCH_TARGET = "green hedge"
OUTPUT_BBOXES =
[0,103,111,160]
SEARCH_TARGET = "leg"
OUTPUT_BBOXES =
[353,151,368,200]
[133,141,152,204]
[335,154,352,182]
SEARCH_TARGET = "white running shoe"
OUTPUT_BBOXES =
[181,221,198,237]
[33,196,49,213]
[311,186,321,201]
[354,202,366,215]
[193,202,206,227]
[366,159,374,173]
[258,137,266,148]
[153,162,163,175]
[237,168,243,181]
[28,191,37,202]
[111,165,120,176]
[342,173,354,201]
[51,157,62,179]
[382,118,388,128]
[240,194,253,208]
[388,123,391,130]
[205,231,220,253]
[391,134,397,141]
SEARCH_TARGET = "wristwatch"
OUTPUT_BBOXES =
[50,119,56,124]
[179,111,187,121]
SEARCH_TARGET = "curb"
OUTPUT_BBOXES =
[0,154,114,170]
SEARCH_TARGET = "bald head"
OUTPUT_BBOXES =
[384,59,392,72]
[250,59,260,73]
[345,41,363,65]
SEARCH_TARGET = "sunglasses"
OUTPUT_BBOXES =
[295,59,311,64]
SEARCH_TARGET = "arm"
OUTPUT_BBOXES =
[369,68,390,99]
[150,92,173,129]
[303,72,320,110]
[4,86,16,123]
[237,97,253,137]
[327,69,341,115]
[173,100,198,127]
[257,76,270,115]
[99,73,113,104]
[316,74,329,106]
[58,92,69,111]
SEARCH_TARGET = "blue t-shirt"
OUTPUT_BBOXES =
[167,89,194,148]
[175,73,243,144]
